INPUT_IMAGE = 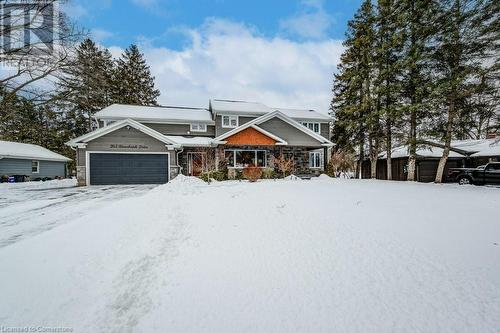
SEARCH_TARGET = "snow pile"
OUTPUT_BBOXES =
[283,174,302,181]
[1,179,499,331]
[0,178,77,189]
[316,173,333,180]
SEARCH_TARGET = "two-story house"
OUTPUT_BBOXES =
[67,99,333,185]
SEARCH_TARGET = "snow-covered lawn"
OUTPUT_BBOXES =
[0,176,499,332]
[0,179,156,247]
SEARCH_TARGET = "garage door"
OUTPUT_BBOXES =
[89,153,169,185]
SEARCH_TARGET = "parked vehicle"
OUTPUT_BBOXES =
[448,162,500,185]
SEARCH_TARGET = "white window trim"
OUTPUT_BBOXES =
[190,123,207,132]
[32,160,40,173]
[309,151,322,169]
[225,149,267,168]
[301,122,321,134]
[221,115,239,128]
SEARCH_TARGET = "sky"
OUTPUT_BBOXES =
[63,0,363,113]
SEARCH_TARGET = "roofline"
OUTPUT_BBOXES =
[0,154,71,162]
[66,119,178,146]
[96,117,215,125]
[213,110,333,145]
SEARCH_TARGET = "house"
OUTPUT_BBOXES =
[362,138,500,182]
[66,100,333,185]
[0,140,71,181]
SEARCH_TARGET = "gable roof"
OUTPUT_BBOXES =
[95,104,214,124]
[0,140,71,162]
[210,99,331,121]
[66,119,179,147]
[214,111,333,146]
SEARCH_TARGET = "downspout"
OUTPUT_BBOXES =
[176,148,184,176]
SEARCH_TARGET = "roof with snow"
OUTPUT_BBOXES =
[0,140,71,162]
[95,104,214,123]
[379,138,500,159]
[164,136,214,147]
[210,99,331,121]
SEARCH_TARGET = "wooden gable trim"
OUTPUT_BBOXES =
[225,127,277,145]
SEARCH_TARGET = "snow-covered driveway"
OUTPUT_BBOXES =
[0,176,499,332]
[0,180,155,247]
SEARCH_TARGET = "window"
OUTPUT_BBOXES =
[190,123,207,132]
[31,160,39,173]
[301,122,320,133]
[309,152,322,169]
[225,150,266,168]
[222,115,238,128]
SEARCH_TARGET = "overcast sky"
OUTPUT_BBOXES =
[64,0,362,113]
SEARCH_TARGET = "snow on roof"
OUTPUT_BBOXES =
[452,139,500,157]
[211,99,330,121]
[380,145,464,159]
[164,136,214,147]
[379,138,500,159]
[0,140,71,162]
[95,104,214,123]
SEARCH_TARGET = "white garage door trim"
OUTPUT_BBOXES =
[85,151,171,186]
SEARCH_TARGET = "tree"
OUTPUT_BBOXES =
[0,1,82,109]
[374,0,404,180]
[330,0,377,178]
[113,45,160,105]
[397,0,438,181]
[432,0,498,182]
[58,38,115,134]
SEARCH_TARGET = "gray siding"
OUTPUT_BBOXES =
[320,123,330,140]
[215,115,256,136]
[0,158,66,178]
[143,123,215,137]
[76,126,178,185]
[86,127,170,152]
[258,118,323,147]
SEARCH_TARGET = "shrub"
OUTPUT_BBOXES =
[270,153,295,178]
[261,167,277,179]
[242,165,262,182]
[199,170,225,183]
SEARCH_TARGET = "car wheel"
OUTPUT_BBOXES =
[458,176,471,185]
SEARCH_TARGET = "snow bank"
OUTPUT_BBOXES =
[0,178,77,189]
[283,174,302,181]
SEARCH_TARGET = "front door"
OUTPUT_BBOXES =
[187,153,205,176]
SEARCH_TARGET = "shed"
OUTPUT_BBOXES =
[0,140,71,180]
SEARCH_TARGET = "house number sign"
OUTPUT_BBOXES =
[109,144,149,149]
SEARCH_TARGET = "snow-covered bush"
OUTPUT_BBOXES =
[262,168,277,179]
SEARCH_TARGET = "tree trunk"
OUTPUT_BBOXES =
[369,136,378,179]
[386,119,392,180]
[407,106,417,181]
[357,140,364,179]
[435,100,455,183]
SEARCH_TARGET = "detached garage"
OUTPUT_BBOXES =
[67,119,179,186]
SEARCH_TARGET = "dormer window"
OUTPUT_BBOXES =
[190,123,207,132]
[222,115,238,128]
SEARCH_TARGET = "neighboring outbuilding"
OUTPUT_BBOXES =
[0,140,71,181]
[361,138,500,182]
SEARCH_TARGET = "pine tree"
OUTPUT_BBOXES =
[331,0,378,178]
[113,44,160,106]
[58,38,115,135]
[374,0,404,180]
[397,0,438,181]
[432,0,498,182]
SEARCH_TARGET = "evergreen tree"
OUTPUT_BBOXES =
[330,0,378,178]
[374,0,404,180]
[432,0,498,182]
[113,44,160,105]
[58,38,115,135]
[397,0,438,181]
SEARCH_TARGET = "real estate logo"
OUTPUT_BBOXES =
[0,0,60,63]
